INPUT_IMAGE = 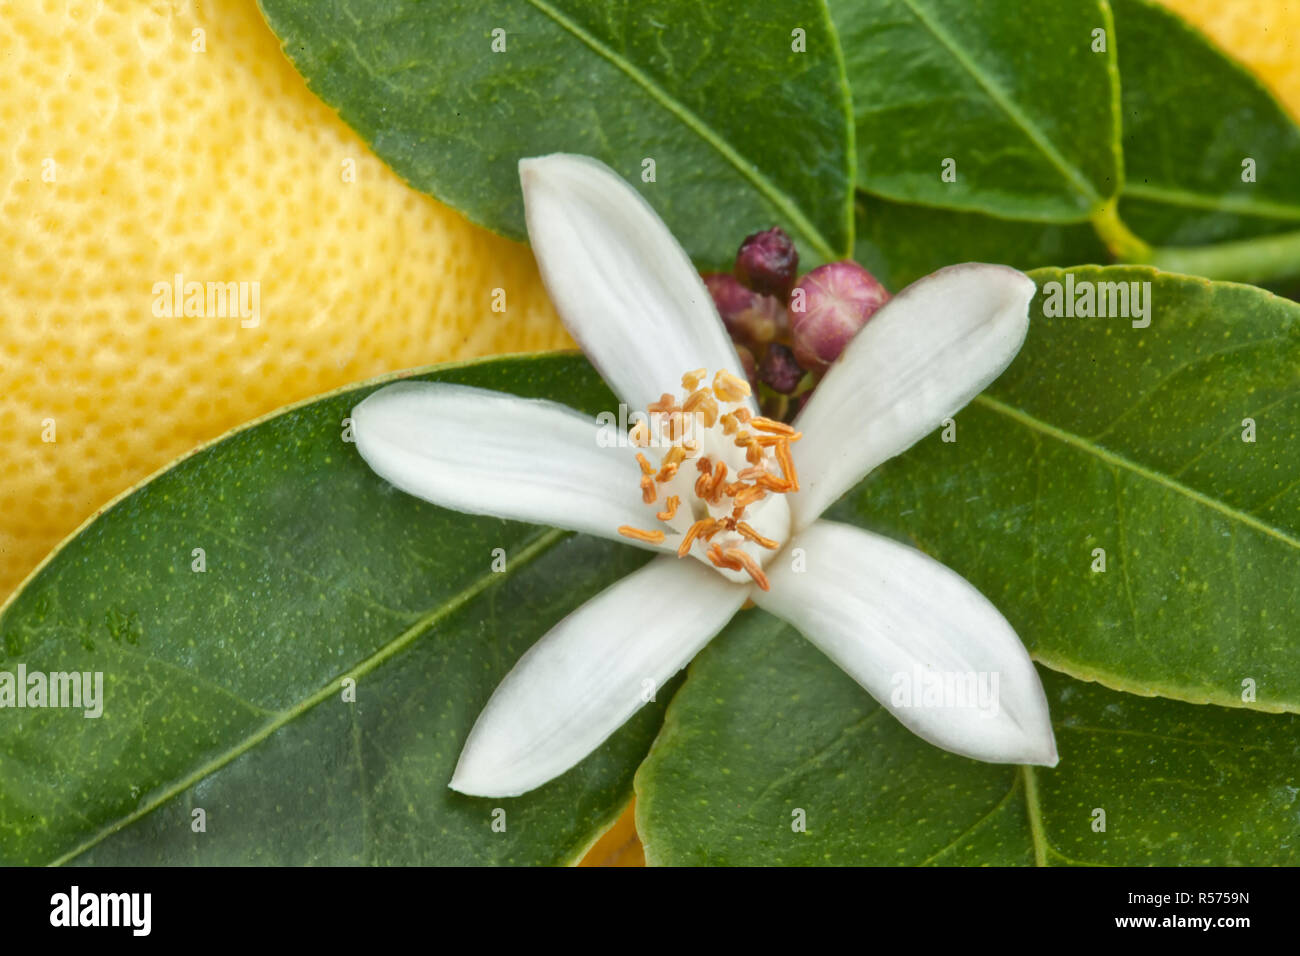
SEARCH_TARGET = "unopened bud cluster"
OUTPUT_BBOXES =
[703,228,889,420]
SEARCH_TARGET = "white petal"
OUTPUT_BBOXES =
[520,153,751,413]
[789,264,1035,529]
[353,381,652,545]
[451,556,747,797]
[755,521,1057,766]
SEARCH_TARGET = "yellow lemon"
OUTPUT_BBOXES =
[0,0,568,599]
[1157,0,1300,118]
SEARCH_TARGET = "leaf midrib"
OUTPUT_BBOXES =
[1122,182,1300,221]
[521,0,841,260]
[897,0,1104,208]
[974,394,1300,552]
[47,526,569,866]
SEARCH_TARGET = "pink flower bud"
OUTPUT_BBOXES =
[789,261,889,373]
[735,227,799,299]
[704,272,787,347]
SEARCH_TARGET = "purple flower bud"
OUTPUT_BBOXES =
[704,272,787,347]
[759,343,804,395]
[703,272,750,319]
[735,227,799,299]
[789,261,889,373]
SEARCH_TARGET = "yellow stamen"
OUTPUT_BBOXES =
[656,496,680,521]
[681,368,706,391]
[699,394,719,428]
[712,369,752,402]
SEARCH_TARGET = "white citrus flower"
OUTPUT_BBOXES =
[353,154,1056,797]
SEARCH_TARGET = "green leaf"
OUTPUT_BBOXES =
[1113,0,1300,247]
[833,266,1300,711]
[0,354,666,865]
[636,613,1300,865]
[853,192,1109,290]
[829,0,1120,222]
[256,0,854,267]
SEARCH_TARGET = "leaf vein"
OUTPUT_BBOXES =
[520,0,839,259]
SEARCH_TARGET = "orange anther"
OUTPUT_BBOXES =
[681,368,706,391]
[656,496,680,521]
[647,392,677,415]
[725,548,770,591]
[618,525,666,545]
[776,441,799,492]
[755,472,792,492]
[750,416,799,437]
[707,543,742,570]
[732,484,767,509]
[678,518,718,557]
[708,462,729,502]
[736,521,779,550]
[682,388,709,412]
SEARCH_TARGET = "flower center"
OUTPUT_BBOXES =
[617,368,799,590]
